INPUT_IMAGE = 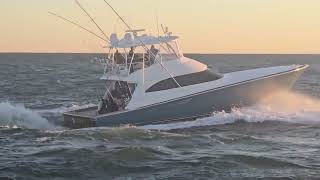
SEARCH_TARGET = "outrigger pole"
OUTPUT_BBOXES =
[49,2,121,103]
[48,12,109,43]
[74,0,128,63]
[74,0,133,101]
[102,0,182,88]
[74,0,110,42]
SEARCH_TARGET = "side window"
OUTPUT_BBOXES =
[146,70,222,92]
[146,79,178,92]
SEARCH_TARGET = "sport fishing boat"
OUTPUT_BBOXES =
[63,29,308,128]
[55,1,308,129]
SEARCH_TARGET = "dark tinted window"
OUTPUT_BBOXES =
[146,70,222,92]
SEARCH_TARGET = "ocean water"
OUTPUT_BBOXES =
[0,53,320,179]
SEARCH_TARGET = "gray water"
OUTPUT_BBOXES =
[0,53,320,179]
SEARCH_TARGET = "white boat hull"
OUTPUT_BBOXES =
[64,65,308,128]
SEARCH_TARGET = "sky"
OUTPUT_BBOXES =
[0,0,320,53]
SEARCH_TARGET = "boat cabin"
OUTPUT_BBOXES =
[97,29,222,115]
[97,30,180,113]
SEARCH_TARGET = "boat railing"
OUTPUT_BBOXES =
[103,62,146,77]
[101,50,181,79]
[103,63,128,77]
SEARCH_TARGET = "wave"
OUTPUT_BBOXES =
[58,125,187,142]
[221,153,311,169]
[0,102,56,130]
[143,91,320,131]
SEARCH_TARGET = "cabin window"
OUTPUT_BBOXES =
[146,69,222,92]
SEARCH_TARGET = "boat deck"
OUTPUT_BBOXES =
[63,106,98,129]
[66,106,99,118]
[63,106,127,129]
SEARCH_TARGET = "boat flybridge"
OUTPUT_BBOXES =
[63,29,308,129]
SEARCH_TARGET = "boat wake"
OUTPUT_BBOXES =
[143,91,320,131]
[0,102,56,130]
[1,91,318,131]
[0,102,96,130]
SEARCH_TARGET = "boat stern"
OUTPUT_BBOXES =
[63,106,98,129]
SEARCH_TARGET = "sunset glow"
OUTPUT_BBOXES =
[1,0,320,53]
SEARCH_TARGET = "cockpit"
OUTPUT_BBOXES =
[101,29,183,77]
[98,80,136,114]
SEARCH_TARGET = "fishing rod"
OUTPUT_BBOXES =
[75,0,136,105]
[102,0,182,88]
[48,11,109,43]
[75,0,129,64]
[49,10,117,104]
[74,0,110,42]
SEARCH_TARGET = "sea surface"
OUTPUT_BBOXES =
[0,53,320,180]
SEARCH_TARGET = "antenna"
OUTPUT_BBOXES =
[161,24,166,34]
[75,0,110,42]
[48,11,109,43]
[102,0,182,88]
[154,9,160,37]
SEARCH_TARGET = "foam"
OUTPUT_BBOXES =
[0,102,55,129]
[143,91,320,131]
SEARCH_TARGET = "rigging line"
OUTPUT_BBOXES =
[48,12,109,43]
[75,0,127,92]
[102,0,131,32]
[74,0,129,62]
[153,10,177,56]
[154,8,160,37]
[50,10,120,106]
[102,0,182,88]
[74,0,110,42]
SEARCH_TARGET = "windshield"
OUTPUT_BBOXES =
[158,41,183,61]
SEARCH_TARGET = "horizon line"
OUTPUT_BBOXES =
[1,52,320,55]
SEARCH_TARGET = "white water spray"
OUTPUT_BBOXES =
[143,91,320,131]
[0,102,55,129]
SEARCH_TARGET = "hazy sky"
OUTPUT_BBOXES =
[1,0,320,53]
